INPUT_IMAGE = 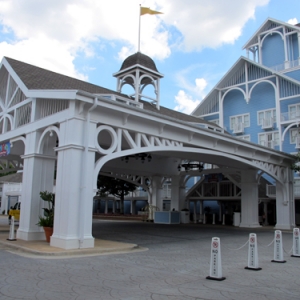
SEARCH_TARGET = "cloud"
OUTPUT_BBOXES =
[0,0,270,80]
[160,0,270,51]
[174,90,201,114]
[288,18,298,25]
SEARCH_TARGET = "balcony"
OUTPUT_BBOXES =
[262,117,275,129]
[233,123,244,134]
[281,112,300,123]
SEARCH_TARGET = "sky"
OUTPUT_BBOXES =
[0,0,299,114]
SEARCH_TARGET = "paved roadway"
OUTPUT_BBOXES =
[0,216,299,300]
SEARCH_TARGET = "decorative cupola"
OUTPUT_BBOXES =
[113,52,164,109]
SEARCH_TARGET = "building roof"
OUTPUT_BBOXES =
[4,57,120,95]
[243,17,300,50]
[119,52,158,72]
[0,172,22,183]
[3,56,216,127]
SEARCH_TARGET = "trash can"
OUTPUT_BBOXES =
[233,212,240,226]
[180,211,190,224]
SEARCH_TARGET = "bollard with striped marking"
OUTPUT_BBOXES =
[206,237,226,281]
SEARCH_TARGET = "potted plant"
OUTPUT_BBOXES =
[36,191,55,242]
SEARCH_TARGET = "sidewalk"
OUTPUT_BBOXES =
[0,215,145,258]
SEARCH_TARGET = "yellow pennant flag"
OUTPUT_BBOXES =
[140,7,163,16]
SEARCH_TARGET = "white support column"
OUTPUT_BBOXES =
[151,176,163,210]
[263,201,269,226]
[239,170,261,228]
[131,200,136,215]
[199,200,203,215]
[193,201,197,223]
[104,200,108,214]
[275,168,295,230]
[51,118,96,250]
[17,131,55,241]
[170,176,185,211]
[218,201,222,222]
[283,32,289,69]
[112,200,116,214]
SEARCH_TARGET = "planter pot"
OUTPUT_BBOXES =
[43,226,53,243]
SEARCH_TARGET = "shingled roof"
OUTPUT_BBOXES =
[119,52,158,72]
[3,56,215,126]
[5,57,119,94]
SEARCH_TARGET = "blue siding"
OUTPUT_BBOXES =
[285,70,300,81]
[262,33,285,68]
[223,89,247,134]
[223,82,276,146]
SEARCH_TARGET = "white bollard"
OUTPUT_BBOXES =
[272,230,286,263]
[7,216,16,241]
[212,214,215,225]
[222,214,225,225]
[245,233,262,271]
[203,213,206,225]
[206,237,226,281]
[292,228,300,257]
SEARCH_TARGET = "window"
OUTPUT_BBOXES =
[257,109,276,128]
[289,104,300,120]
[230,114,250,133]
[258,131,279,148]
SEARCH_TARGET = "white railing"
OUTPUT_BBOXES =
[97,94,144,109]
[269,59,300,72]
[233,123,244,134]
[262,117,275,129]
[280,112,300,122]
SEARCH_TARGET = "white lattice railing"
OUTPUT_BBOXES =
[281,112,300,122]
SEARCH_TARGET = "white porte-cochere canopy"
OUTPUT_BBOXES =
[0,56,296,249]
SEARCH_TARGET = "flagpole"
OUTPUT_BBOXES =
[138,4,141,52]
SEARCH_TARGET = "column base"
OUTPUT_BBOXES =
[50,235,95,250]
[17,229,45,241]
[239,223,261,228]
